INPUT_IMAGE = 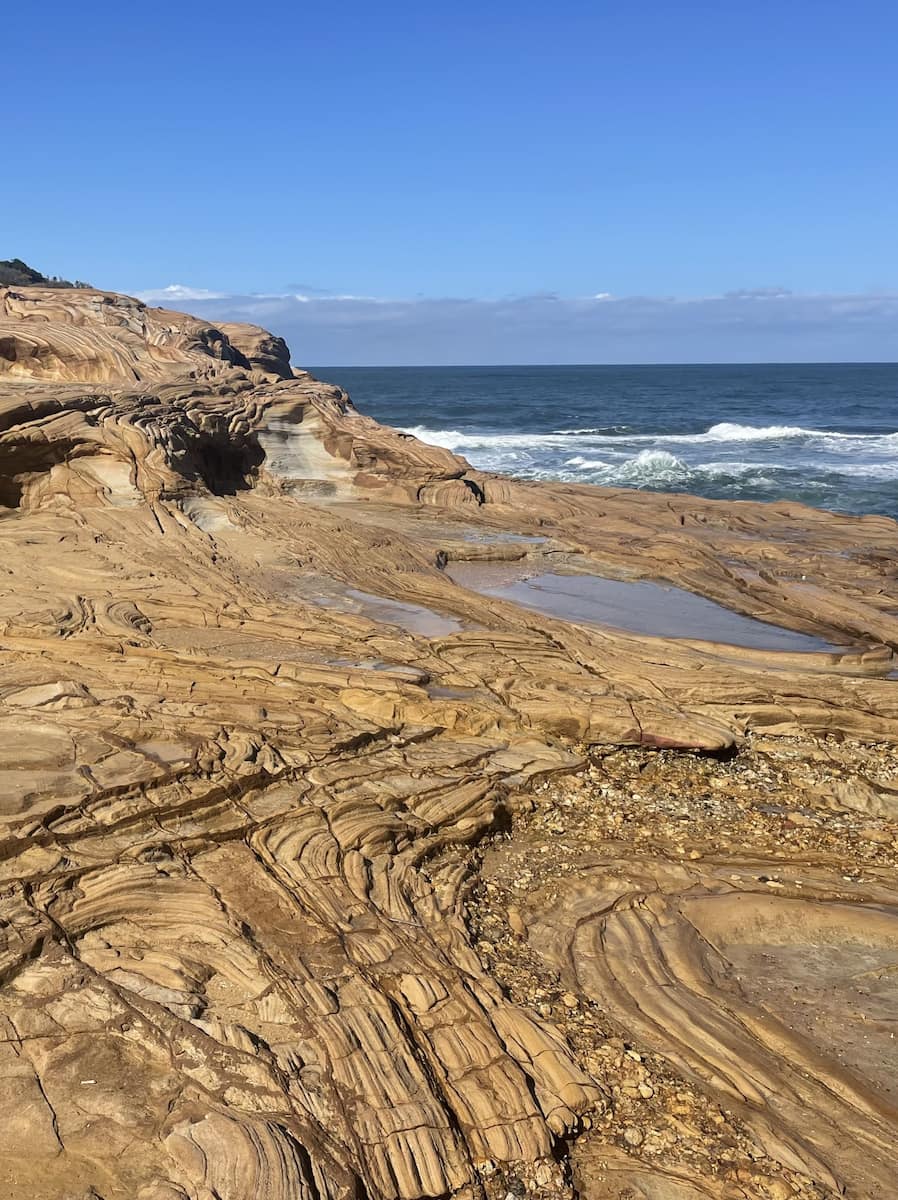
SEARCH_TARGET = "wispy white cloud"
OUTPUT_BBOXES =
[138,284,389,306]
[723,287,793,300]
[134,285,898,365]
[136,283,231,303]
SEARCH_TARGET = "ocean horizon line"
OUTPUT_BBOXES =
[308,359,898,370]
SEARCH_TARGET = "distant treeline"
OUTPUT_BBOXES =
[0,258,91,288]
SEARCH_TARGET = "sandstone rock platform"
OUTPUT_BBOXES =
[1,285,897,1200]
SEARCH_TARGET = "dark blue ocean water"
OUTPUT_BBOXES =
[312,364,898,520]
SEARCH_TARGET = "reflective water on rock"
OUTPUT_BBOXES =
[425,683,482,700]
[327,658,430,680]
[316,587,463,637]
[450,565,836,652]
[458,531,548,544]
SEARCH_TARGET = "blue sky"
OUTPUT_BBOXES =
[6,0,898,362]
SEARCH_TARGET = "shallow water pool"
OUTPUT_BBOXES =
[318,587,463,637]
[450,567,836,653]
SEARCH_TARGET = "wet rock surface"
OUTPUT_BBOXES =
[0,286,897,1199]
[447,565,838,652]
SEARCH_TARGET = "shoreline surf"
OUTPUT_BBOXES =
[316,363,898,519]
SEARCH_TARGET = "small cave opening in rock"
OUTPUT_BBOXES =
[0,335,21,366]
[191,435,266,497]
[0,475,23,509]
[0,439,81,510]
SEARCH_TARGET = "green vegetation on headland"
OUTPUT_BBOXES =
[0,258,91,288]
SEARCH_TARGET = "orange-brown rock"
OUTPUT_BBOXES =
[1,284,897,1200]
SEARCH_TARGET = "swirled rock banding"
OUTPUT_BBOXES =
[1,284,897,1200]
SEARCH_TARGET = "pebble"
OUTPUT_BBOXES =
[860,826,892,845]
[532,1162,555,1186]
[764,1181,796,1200]
[507,906,527,937]
[622,1125,644,1146]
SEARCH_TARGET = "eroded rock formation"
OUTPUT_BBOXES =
[1,285,896,1200]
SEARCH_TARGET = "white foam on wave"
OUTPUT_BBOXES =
[609,449,691,484]
[558,456,795,494]
[405,421,898,453]
[826,460,898,480]
[402,421,898,499]
[692,423,898,448]
[551,425,633,436]
[567,455,781,479]
[559,449,693,486]
[400,425,582,450]
[558,421,898,447]
[700,422,814,440]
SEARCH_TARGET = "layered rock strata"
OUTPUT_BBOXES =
[1,286,896,1200]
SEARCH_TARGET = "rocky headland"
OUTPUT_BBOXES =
[1,282,897,1200]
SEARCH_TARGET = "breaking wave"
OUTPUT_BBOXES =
[327,362,898,518]
[401,426,583,450]
[399,415,898,512]
[404,422,898,453]
[560,451,790,490]
[569,449,691,485]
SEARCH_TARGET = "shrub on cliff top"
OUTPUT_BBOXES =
[0,259,90,288]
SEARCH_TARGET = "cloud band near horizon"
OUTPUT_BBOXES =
[134,285,898,365]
